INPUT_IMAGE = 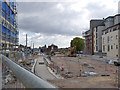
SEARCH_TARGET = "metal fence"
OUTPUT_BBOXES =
[1,55,57,88]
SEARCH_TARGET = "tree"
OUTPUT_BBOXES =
[70,37,84,52]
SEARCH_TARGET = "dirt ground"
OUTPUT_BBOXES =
[47,55,118,88]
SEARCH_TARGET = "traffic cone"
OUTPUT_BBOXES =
[61,64,64,71]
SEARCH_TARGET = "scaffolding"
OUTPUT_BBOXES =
[0,0,2,53]
[1,0,18,54]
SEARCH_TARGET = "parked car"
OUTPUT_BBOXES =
[108,58,118,64]
[80,51,83,54]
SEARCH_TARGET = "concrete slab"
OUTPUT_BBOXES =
[35,57,56,80]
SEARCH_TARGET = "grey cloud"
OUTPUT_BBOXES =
[18,2,84,36]
[18,1,117,37]
[85,2,117,19]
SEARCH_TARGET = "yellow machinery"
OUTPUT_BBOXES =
[50,50,56,56]
[68,46,76,57]
[59,50,66,54]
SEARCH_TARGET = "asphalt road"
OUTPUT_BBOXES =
[35,56,56,80]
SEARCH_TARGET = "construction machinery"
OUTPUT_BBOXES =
[50,50,56,56]
[68,46,76,57]
[59,50,66,54]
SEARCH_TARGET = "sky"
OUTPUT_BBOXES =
[17,0,118,48]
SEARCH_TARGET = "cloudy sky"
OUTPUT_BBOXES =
[17,0,118,48]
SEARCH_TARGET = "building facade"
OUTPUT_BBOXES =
[48,44,58,52]
[94,25,105,53]
[83,14,120,58]
[0,0,18,52]
[83,20,104,55]
[102,14,120,58]
[82,30,91,54]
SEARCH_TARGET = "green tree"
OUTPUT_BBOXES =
[70,37,84,52]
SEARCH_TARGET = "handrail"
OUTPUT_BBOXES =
[0,55,2,90]
[1,55,57,88]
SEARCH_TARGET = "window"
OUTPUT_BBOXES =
[105,18,114,22]
[111,45,113,49]
[117,26,119,30]
[103,31,105,35]
[96,29,98,32]
[111,28,113,32]
[116,35,118,39]
[96,40,98,45]
[96,46,98,51]
[111,36,113,41]
[108,45,110,52]
[116,45,118,49]
[107,36,109,43]
[103,38,105,44]
[103,45,105,51]
[108,29,111,33]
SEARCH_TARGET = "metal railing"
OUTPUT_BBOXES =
[1,54,57,88]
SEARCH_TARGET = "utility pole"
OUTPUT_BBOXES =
[33,43,34,54]
[26,34,27,58]
[26,34,27,49]
[32,43,34,63]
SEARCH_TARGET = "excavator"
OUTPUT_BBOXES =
[68,46,76,57]
[50,50,56,56]
[59,50,66,54]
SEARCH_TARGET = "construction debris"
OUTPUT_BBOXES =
[85,72,98,76]
[88,65,95,69]
[46,55,117,88]
[83,62,89,66]
[101,74,110,76]
[62,72,73,78]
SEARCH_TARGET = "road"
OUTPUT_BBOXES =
[35,56,56,80]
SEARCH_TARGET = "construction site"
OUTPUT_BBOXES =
[42,54,118,88]
[1,41,119,88]
[1,0,120,89]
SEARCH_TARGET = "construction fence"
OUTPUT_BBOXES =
[44,57,64,77]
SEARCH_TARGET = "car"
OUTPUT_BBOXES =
[80,51,83,54]
[108,58,119,64]
[39,53,44,56]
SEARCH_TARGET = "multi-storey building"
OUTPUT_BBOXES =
[83,14,120,58]
[82,30,91,54]
[102,14,120,58]
[83,20,104,55]
[0,0,18,52]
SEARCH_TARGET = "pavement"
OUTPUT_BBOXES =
[35,56,56,80]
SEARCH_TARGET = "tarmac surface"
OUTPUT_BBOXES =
[35,56,56,80]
